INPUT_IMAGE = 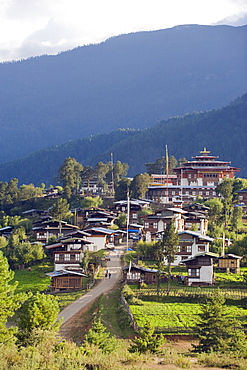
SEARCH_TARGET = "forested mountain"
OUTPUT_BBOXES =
[0,93,246,185]
[0,24,246,163]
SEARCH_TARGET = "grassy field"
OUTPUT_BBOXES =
[129,297,247,333]
[12,260,53,293]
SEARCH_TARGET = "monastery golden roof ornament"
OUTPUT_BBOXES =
[200,147,211,155]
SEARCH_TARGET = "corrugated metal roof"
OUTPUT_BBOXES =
[46,270,87,277]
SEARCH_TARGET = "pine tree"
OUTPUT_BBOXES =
[129,322,165,353]
[83,318,117,354]
[194,290,246,354]
[155,220,179,295]
[0,251,26,344]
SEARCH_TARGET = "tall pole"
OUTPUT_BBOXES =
[180,168,183,204]
[126,187,130,250]
[110,152,115,197]
[166,145,169,203]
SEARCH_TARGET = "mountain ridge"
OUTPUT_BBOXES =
[0,24,246,163]
[0,93,246,186]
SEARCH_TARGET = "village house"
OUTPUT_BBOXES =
[182,251,219,286]
[82,227,125,250]
[43,187,61,199]
[46,270,87,292]
[74,207,117,229]
[174,230,214,265]
[114,199,151,224]
[141,207,186,241]
[183,211,208,235]
[236,188,247,210]
[122,264,165,284]
[218,254,242,273]
[32,219,79,243]
[45,231,92,271]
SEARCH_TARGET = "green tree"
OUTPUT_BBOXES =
[0,235,7,249]
[18,184,43,201]
[156,220,179,295]
[205,198,224,226]
[231,206,243,233]
[50,198,72,220]
[58,157,83,199]
[83,318,117,354]
[14,242,46,266]
[0,251,26,344]
[113,161,129,184]
[216,179,234,227]
[80,196,103,209]
[129,321,164,354]
[115,212,127,228]
[17,292,60,345]
[194,291,246,353]
[5,178,19,204]
[114,177,131,201]
[131,173,152,199]
[80,250,90,272]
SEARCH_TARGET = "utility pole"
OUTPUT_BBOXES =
[110,152,115,197]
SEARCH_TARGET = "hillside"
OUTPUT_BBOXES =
[0,93,246,185]
[0,24,246,163]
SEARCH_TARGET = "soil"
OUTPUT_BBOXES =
[59,300,223,370]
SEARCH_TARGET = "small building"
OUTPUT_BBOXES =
[141,207,186,240]
[45,235,93,271]
[32,219,79,243]
[122,264,166,284]
[182,252,219,286]
[114,199,151,224]
[218,254,242,273]
[46,270,87,292]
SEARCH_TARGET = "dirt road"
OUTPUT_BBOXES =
[58,247,122,324]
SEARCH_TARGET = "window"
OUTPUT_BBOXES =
[132,213,137,219]
[198,245,205,252]
[153,222,158,229]
[127,272,141,280]
[144,222,149,228]
[188,268,200,277]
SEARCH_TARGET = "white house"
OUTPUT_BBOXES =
[182,252,219,286]
[172,230,214,265]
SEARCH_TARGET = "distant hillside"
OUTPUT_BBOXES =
[0,24,246,163]
[0,93,246,185]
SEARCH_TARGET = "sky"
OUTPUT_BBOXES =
[0,0,247,62]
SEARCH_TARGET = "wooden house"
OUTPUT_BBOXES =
[83,227,125,250]
[141,207,186,241]
[74,207,117,229]
[114,199,151,224]
[46,234,92,271]
[218,254,242,273]
[122,264,165,284]
[182,252,219,286]
[236,188,247,210]
[32,219,79,243]
[46,270,87,292]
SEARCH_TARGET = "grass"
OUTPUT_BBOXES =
[129,298,247,332]
[12,260,53,293]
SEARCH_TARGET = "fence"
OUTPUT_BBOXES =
[120,294,140,332]
[132,287,247,300]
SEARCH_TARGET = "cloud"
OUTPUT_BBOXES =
[216,12,247,26]
[0,0,246,62]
